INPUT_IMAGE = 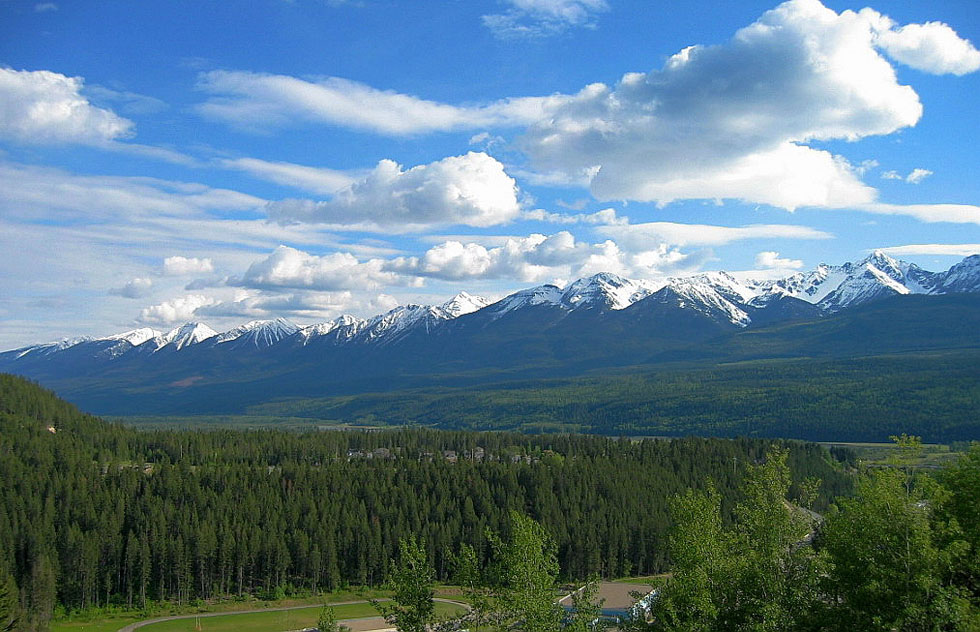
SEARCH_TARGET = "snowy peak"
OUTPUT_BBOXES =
[938,254,980,293]
[487,284,564,317]
[655,277,751,327]
[440,292,491,318]
[358,304,444,344]
[215,317,299,348]
[297,315,365,345]
[759,250,946,313]
[149,322,218,351]
[102,327,161,346]
[560,272,660,311]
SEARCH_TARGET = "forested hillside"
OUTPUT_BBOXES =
[0,374,852,628]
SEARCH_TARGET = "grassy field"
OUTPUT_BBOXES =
[817,440,965,469]
[52,599,466,632]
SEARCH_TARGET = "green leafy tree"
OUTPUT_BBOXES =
[373,536,435,632]
[938,442,980,595]
[490,511,564,632]
[819,435,972,631]
[317,604,340,632]
[649,448,826,632]
[453,543,496,632]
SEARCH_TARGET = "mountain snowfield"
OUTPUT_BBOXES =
[4,251,980,362]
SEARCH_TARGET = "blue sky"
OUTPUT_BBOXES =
[1,0,978,348]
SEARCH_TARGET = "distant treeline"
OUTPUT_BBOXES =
[244,351,980,442]
[0,373,852,628]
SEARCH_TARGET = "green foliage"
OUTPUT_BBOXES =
[0,568,19,632]
[491,512,564,632]
[240,351,980,442]
[650,449,827,632]
[373,537,435,632]
[938,443,980,594]
[316,604,339,632]
[820,467,972,631]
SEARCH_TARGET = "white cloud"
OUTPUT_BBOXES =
[858,202,980,224]
[221,157,356,195]
[34,3,57,12]
[881,167,933,184]
[236,245,414,291]
[0,161,264,222]
[870,15,980,76]
[905,168,933,184]
[163,256,215,276]
[754,251,804,270]
[597,222,833,249]
[139,294,218,325]
[519,0,933,210]
[878,244,980,257]
[196,291,400,323]
[0,68,134,144]
[197,70,567,136]
[267,152,521,229]
[387,231,704,283]
[109,277,153,299]
[522,207,627,225]
[855,159,879,176]
[482,0,608,38]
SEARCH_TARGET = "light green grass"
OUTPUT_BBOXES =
[52,618,144,632]
[140,602,465,632]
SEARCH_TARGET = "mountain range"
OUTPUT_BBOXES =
[3,250,980,418]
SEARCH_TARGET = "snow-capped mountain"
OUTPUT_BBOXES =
[2,251,979,417]
[440,291,492,318]
[145,322,219,352]
[558,272,661,311]
[296,315,366,345]
[214,318,299,349]
[354,293,491,345]
[3,252,979,369]
[938,254,980,293]
[759,250,943,313]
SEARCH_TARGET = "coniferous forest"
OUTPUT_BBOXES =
[0,374,852,623]
[3,373,980,631]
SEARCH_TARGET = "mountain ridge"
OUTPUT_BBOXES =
[2,251,979,417]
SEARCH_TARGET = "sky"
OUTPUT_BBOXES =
[1,0,979,349]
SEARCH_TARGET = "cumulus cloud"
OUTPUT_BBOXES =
[221,157,356,195]
[197,70,568,136]
[878,244,980,257]
[881,170,903,180]
[754,251,804,270]
[139,294,217,325]
[482,0,608,38]
[109,277,153,299]
[196,291,400,322]
[518,0,958,209]
[0,67,134,144]
[163,256,214,276]
[387,231,705,283]
[236,245,414,291]
[267,152,521,229]
[870,15,980,75]
[597,222,832,250]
